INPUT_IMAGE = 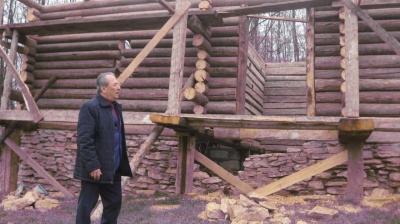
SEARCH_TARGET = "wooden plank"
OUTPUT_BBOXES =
[149,113,187,126]
[236,12,249,115]
[249,151,348,197]
[0,46,43,123]
[194,150,254,194]
[343,0,360,117]
[340,0,400,56]
[4,138,73,198]
[116,2,191,85]
[213,128,338,140]
[0,111,33,121]
[306,8,316,117]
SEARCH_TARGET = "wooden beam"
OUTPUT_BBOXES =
[343,0,360,117]
[340,0,400,56]
[247,15,307,23]
[4,138,73,198]
[158,0,175,14]
[166,0,190,114]
[333,0,400,9]
[150,113,188,126]
[220,0,334,17]
[236,7,249,115]
[214,128,338,141]
[117,1,191,85]
[18,0,44,11]
[306,8,316,117]
[176,133,195,194]
[0,0,5,25]
[346,141,364,201]
[249,151,348,197]
[194,150,254,194]
[0,111,32,121]
[1,30,19,111]
[0,46,43,123]
[149,113,340,129]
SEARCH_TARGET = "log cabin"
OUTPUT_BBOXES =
[0,0,399,209]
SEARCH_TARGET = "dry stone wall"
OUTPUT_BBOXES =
[18,129,400,197]
[239,141,400,196]
[18,129,229,197]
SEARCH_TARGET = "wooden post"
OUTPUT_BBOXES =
[1,30,19,110]
[236,4,249,115]
[306,8,316,117]
[346,141,364,200]
[0,30,19,195]
[175,133,195,194]
[166,0,189,114]
[0,0,5,25]
[338,118,374,202]
[344,0,360,117]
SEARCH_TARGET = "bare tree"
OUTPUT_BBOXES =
[249,9,306,63]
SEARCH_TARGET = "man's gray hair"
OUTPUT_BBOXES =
[96,72,115,94]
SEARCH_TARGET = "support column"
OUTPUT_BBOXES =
[0,30,20,195]
[175,133,195,194]
[339,118,374,202]
[236,4,249,115]
[166,0,189,114]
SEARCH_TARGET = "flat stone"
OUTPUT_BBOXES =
[308,206,338,220]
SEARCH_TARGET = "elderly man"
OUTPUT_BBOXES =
[74,72,133,224]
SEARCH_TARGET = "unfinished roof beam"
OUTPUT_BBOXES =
[18,0,44,11]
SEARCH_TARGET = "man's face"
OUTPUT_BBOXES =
[101,75,120,102]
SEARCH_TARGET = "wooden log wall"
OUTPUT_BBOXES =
[246,45,266,115]
[263,62,307,116]
[314,5,400,117]
[2,2,246,115]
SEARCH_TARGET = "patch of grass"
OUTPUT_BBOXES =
[137,194,149,199]
[154,190,169,198]
[155,196,181,205]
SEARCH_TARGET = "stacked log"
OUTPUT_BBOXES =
[314,5,400,117]
[264,62,307,115]
[187,32,211,114]
[246,45,266,115]
[28,17,240,114]
[0,0,251,115]
[198,0,212,10]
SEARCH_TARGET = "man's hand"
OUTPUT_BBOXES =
[90,169,102,181]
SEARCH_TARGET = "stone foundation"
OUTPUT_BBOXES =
[17,129,400,197]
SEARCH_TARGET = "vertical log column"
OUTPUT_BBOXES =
[236,4,249,115]
[183,1,213,114]
[306,8,316,117]
[170,0,192,195]
[176,133,196,194]
[339,118,374,202]
[0,30,20,195]
[341,0,365,202]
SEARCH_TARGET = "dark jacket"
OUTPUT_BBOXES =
[73,94,133,184]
